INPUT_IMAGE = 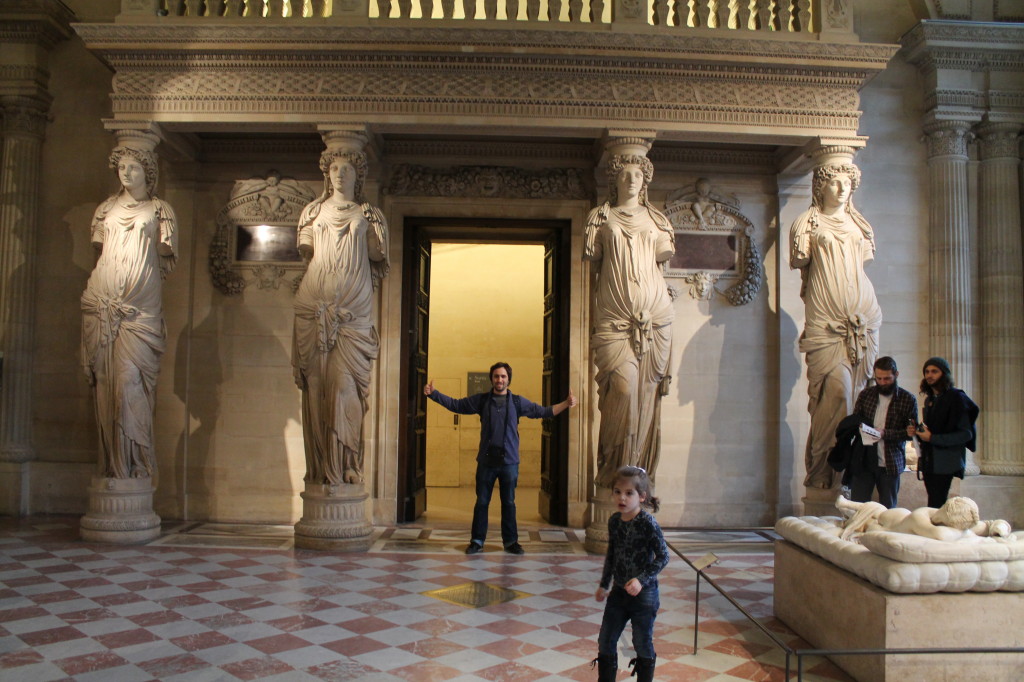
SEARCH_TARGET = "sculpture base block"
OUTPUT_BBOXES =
[584,490,615,554]
[80,477,161,544]
[801,485,842,517]
[774,540,1024,681]
[294,483,373,552]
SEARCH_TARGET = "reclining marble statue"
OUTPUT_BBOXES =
[836,495,1012,543]
[292,147,389,486]
[790,163,881,489]
[81,145,177,480]
[585,153,674,487]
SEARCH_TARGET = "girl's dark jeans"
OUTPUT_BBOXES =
[597,584,659,659]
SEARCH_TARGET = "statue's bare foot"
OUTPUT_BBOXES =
[344,469,360,484]
[835,495,857,513]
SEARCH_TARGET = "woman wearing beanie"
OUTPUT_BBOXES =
[907,357,980,508]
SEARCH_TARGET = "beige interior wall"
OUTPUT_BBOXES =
[425,243,545,491]
[20,0,942,526]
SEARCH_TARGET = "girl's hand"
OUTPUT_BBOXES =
[916,425,932,442]
[624,579,642,596]
[595,587,608,602]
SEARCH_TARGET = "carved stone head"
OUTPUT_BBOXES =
[109,146,158,196]
[318,150,368,203]
[811,163,861,211]
[607,153,654,207]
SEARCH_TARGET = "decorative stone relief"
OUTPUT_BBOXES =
[209,170,316,295]
[662,178,762,306]
[386,164,589,199]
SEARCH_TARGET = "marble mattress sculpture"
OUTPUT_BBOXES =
[775,516,1024,593]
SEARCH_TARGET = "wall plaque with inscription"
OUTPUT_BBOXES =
[662,178,762,305]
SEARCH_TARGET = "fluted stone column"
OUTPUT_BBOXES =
[923,120,979,476]
[976,122,1024,477]
[0,97,49,468]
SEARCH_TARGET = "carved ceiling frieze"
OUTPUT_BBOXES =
[74,20,896,143]
[386,164,589,200]
[383,139,593,162]
[108,66,863,132]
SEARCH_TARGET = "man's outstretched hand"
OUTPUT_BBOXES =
[423,379,434,396]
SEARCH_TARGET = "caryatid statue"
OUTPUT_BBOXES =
[586,152,675,488]
[292,144,389,486]
[790,162,881,489]
[81,143,177,479]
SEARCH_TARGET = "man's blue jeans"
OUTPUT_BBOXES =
[597,584,660,659]
[470,462,518,547]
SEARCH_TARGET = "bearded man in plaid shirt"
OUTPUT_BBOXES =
[850,356,919,508]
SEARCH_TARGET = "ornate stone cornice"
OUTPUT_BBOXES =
[0,0,76,49]
[74,24,899,69]
[903,20,1024,71]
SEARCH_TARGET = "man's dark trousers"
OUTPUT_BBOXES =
[471,462,518,547]
[850,450,900,508]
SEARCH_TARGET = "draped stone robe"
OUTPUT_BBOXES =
[292,200,388,486]
[791,206,881,488]
[81,193,177,479]
[586,203,675,487]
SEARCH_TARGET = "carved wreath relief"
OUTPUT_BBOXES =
[662,177,762,305]
[210,170,316,295]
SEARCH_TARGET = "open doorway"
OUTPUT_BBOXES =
[423,243,546,525]
[398,218,570,525]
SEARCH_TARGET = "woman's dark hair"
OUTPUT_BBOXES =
[612,466,660,513]
[489,362,512,385]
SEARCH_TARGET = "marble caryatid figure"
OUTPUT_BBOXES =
[81,146,177,479]
[292,149,389,486]
[836,496,1012,542]
[586,154,675,487]
[791,163,881,489]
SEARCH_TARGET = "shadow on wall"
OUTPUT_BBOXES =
[676,298,801,525]
[174,286,297,523]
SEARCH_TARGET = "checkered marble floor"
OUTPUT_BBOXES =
[0,518,851,681]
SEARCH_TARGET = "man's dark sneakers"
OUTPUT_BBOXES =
[465,542,483,555]
[504,543,525,555]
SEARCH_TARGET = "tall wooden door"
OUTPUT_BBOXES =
[539,230,569,525]
[398,233,430,522]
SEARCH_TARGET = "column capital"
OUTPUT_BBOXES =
[319,127,370,154]
[0,95,50,138]
[976,122,1022,161]
[923,119,974,159]
[102,120,163,153]
[808,144,857,169]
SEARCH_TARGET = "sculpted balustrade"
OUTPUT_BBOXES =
[130,0,828,33]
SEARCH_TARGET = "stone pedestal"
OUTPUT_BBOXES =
[584,488,615,554]
[80,477,161,544]
[774,541,1024,682]
[801,485,841,517]
[294,483,374,551]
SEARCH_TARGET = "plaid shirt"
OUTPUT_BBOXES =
[854,385,919,477]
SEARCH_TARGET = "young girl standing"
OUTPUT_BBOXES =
[593,466,670,682]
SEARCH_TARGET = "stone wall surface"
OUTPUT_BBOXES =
[5,0,1021,527]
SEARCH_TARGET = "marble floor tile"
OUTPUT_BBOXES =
[0,515,856,681]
